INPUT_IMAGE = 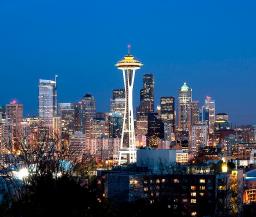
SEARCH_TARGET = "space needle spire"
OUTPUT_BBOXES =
[115,46,143,165]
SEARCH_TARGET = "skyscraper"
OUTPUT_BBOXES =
[135,113,148,137]
[112,88,125,100]
[91,113,109,139]
[160,97,175,129]
[160,97,175,141]
[5,100,23,147]
[178,82,192,132]
[38,79,57,128]
[58,103,75,143]
[191,123,208,154]
[202,96,216,134]
[74,94,96,139]
[139,74,154,113]
[109,112,123,138]
[191,101,200,125]
[147,113,164,147]
[110,89,125,115]
[109,89,125,139]
[116,48,143,164]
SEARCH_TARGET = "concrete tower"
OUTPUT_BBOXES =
[116,46,143,164]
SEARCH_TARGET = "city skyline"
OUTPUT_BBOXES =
[0,0,256,124]
[0,68,254,126]
[1,2,256,216]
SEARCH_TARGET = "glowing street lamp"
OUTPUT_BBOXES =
[13,168,29,180]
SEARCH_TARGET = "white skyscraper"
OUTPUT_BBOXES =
[116,48,143,164]
[38,78,57,128]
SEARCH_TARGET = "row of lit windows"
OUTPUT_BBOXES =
[191,186,206,190]
[144,178,207,185]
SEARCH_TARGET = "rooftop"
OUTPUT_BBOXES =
[116,54,143,70]
[180,82,190,92]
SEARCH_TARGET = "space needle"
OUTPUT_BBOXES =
[116,45,143,165]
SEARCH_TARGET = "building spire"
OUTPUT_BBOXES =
[128,44,131,55]
[55,74,58,83]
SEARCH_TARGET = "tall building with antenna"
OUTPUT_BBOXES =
[116,46,143,164]
[38,77,57,128]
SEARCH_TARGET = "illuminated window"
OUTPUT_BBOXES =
[199,192,205,196]
[199,179,206,183]
[191,211,197,216]
[182,198,188,203]
[191,186,196,190]
[161,179,166,183]
[129,179,138,185]
[200,186,206,190]
[174,178,180,183]
[191,192,196,197]
[156,179,160,184]
[191,199,197,203]
[144,187,148,192]
[218,186,226,190]
[232,170,238,177]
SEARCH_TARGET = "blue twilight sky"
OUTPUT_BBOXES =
[0,0,256,125]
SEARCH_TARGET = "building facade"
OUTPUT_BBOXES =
[139,74,154,114]
[178,82,192,133]
[5,100,23,147]
[38,79,57,128]
[160,97,175,141]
